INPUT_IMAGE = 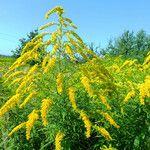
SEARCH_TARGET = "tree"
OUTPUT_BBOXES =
[103,30,150,63]
[11,29,39,58]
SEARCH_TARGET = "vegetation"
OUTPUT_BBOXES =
[102,30,150,63]
[0,6,150,150]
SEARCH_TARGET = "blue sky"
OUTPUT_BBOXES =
[0,0,150,55]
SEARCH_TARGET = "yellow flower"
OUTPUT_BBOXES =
[45,6,64,19]
[68,87,77,111]
[80,110,91,138]
[139,75,150,105]
[52,43,59,55]
[80,76,93,97]
[101,112,120,128]
[55,131,64,150]
[97,126,112,141]
[65,44,75,61]
[124,90,135,103]
[26,110,39,140]
[9,77,23,87]
[19,92,36,109]
[99,95,111,110]
[56,73,63,94]
[26,64,38,77]
[0,94,20,117]
[39,22,55,30]
[8,122,26,136]
[41,99,53,126]
[16,75,34,93]
[42,54,50,69]
[51,32,58,43]
[5,71,23,82]
[44,56,56,73]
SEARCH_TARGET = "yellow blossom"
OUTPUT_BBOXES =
[52,43,59,55]
[16,75,34,93]
[42,54,50,69]
[19,92,36,108]
[26,110,39,140]
[41,99,53,126]
[68,87,77,111]
[26,64,38,77]
[101,112,120,128]
[124,90,135,103]
[99,95,111,110]
[55,131,64,150]
[44,56,56,73]
[5,71,23,82]
[80,110,91,138]
[80,76,93,97]
[39,22,55,30]
[65,44,75,61]
[56,73,63,94]
[8,122,26,136]
[139,76,150,105]
[0,94,20,117]
[45,6,64,19]
[97,126,112,140]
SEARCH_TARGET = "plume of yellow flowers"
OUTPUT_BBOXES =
[101,112,120,128]
[68,87,77,111]
[19,92,36,109]
[99,95,111,110]
[43,56,56,73]
[80,110,91,138]
[8,122,26,137]
[96,126,112,141]
[41,99,53,126]
[55,131,64,150]
[45,6,64,19]
[26,110,39,140]
[65,44,75,61]
[139,75,150,105]
[56,73,63,94]
[124,90,135,103]
[80,76,93,97]
[0,94,20,117]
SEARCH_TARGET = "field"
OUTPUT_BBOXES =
[0,6,150,150]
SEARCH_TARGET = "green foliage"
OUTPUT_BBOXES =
[103,30,150,63]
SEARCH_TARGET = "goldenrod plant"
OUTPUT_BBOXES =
[0,6,150,150]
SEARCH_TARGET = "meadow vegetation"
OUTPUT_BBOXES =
[0,6,150,150]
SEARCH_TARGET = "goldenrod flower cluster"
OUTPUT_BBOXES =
[45,6,64,19]
[80,110,91,138]
[68,87,77,111]
[139,75,150,105]
[41,99,53,126]
[43,56,56,73]
[26,110,39,140]
[80,76,93,97]
[101,112,120,128]
[65,44,75,61]
[96,126,112,141]
[124,90,135,103]
[56,73,63,94]
[0,94,20,117]
[55,131,64,150]
[8,122,26,137]
[19,92,36,108]
[99,95,111,110]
